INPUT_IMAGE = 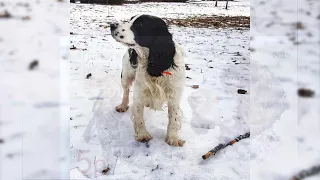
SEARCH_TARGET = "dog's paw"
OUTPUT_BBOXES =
[165,136,185,147]
[115,105,129,112]
[135,133,153,143]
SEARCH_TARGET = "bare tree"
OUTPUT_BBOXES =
[215,0,217,7]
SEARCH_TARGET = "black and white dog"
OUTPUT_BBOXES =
[110,15,185,146]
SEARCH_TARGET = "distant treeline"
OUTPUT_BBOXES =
[70,0,234,5]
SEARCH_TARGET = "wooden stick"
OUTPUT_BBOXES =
[202,143,225,160]
[202,152,214,160]
[202,132,250,160]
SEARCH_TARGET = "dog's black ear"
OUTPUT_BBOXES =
[130,15,177,76]
[147,32,176,77]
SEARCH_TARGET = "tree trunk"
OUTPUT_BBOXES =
[215,0,217,7]
[225,0,229,9]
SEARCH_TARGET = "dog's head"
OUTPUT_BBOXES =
[110,15,176,77]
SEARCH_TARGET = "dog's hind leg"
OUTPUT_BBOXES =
[165,101,185,147]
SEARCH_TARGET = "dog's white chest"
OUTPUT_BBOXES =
[135,68,173,110]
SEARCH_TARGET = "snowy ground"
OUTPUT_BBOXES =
[0,0,69,179]
[250,0,320,179]
[70,1,251,179]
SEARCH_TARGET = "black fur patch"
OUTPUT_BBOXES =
[130,15,177,77]
[128,48,138,68]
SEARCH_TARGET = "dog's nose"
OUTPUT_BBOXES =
[110,23,118,31]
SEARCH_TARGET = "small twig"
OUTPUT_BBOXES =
[290,164,320,180]
[102,167,110,175]
[202,132,250,160]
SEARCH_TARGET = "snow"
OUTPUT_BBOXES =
[250,0,320,179]
[0,0,69,179]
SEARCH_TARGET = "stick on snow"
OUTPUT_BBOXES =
[202,132,250,160]
[290,164,320,180]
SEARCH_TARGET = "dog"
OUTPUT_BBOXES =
[110,15,185,147]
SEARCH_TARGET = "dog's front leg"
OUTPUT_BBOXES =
[116,72,134,112]
[132,99,152,142]
[165,103,185,147]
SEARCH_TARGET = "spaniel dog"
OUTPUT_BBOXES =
[110,15,185,147]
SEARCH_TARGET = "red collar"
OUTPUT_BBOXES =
[162,71,172,75]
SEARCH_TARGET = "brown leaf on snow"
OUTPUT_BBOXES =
[295,22,305,29]
[237,89,247,94]
[0,10,12,18]
[21,16,31,20]
[191,85,199,89]
[298,88,315,98]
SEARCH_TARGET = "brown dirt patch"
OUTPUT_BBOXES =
[164,15,250,29]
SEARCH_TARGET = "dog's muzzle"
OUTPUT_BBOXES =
[110,23,118,32]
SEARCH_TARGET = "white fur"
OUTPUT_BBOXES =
[113,15,185,146]
[111,15,139,47]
